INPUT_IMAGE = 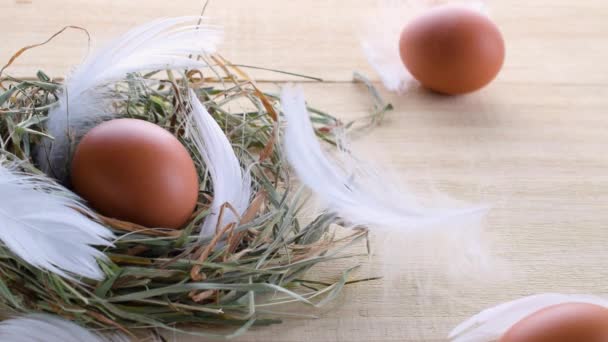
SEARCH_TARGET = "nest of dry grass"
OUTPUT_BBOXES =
[0,42,382,339]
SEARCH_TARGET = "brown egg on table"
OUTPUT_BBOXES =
[399,5,505,95]
[500,303,608,342]
[71,118,199,229]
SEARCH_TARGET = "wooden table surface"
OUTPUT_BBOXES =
[3,1,608,341]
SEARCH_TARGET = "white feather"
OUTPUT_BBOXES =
[361,0,488,93]
[0,314,128,342]
[38,17,223,182]
[281,86,495,286]
[186,90,252,238]
[0,163,113,280]
[449,293,608,342]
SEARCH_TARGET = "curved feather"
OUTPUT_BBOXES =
[0,314,128,342]
[280,86,495,288]
[0,163,113,280]
[186,90,252,238]
[38,17,223,182]
[361,0,488,93]
[449,293,608,342]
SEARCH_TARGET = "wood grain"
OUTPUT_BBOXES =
[2,0,608,341]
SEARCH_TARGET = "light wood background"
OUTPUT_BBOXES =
[2,1,608,341]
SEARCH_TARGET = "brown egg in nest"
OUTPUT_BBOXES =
[71,118,199,229]
[500,303,608,342]
[399,5,505,95]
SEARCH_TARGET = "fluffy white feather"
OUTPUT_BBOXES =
[0,314,128,342]
[0,163,113,280]
[38,17,223,182]
[361,0,488,93]
[186,90,252,238]
[281,86,495,286]
[449,293,608,342]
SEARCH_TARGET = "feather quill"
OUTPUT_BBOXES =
[281,86,495,286]
[361,0,488,93]
[0,162,113,280]
[38,17,223,182]
[0,314,128,342]
[449,293,608,342]
[186,90,252,238]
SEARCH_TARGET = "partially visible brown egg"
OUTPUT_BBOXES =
[399,5,505,95]
[71,118,199,229]
[500,303,608,342]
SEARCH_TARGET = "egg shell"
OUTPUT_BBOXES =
[500,303,608,342]
[71,118,199,229]
[399,5,505,95]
